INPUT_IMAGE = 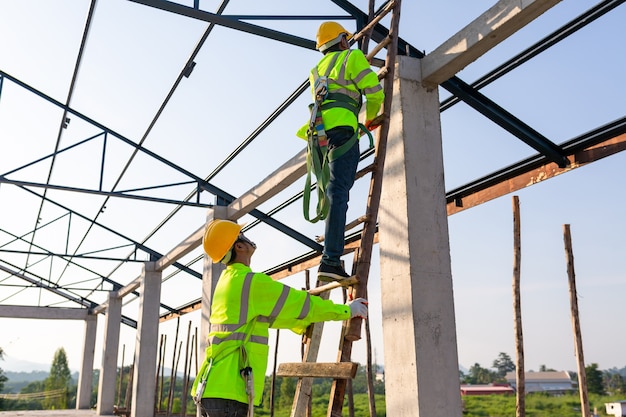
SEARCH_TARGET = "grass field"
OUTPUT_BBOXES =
[256,392,626,416]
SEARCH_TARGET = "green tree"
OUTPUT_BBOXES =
[18,380,46,410]
[279,377,296,408]
[0,347,8,409]
[492,352,515,379]
[604,371,626,395]
[464,363,495,384]
[44,348,72,409]
[585,363,605,395]
[539,364,556,372]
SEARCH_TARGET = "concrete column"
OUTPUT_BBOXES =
[131,262,162,417]
[97,292,122,415]
[199,207,228,353]
[378,55,462,417]
[76,314,97,409]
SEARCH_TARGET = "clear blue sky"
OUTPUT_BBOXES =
[0,0,625,379]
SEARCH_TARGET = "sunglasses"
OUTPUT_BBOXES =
[236,233,257,249]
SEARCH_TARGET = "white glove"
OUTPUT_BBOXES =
[348,298,368,319]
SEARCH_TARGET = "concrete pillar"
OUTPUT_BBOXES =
[378,55,463,417]
[199,207,228,353]
[131,262,162,417]
[77,314,97,409]
[97,292,121,415]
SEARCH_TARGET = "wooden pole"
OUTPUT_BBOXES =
[125,363,134,410]
[168,341,183,416]
[365,317,377,417]
[512,196,525,417]
[187,333,196,416]
[181,321,192,416]
[563,224,591,417]
[167,317,181,416]
[158,334,166,412]
[118,344,125,407]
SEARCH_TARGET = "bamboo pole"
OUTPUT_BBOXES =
[181,321,192,416]
[270,329,279,417]
[187,333,196,416]
[167,317,181,416]
[118,344,125,407]
[194,326,199,375]
[158,334,166,412]
[512,196,525,417]
[563,224,591,417]
[168,341,183,416]
[365,317,377,417]
[125,363,134,410]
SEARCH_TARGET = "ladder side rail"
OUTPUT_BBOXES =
[286,3,402,415]
[329,2,402,415]
[346,0,401,343]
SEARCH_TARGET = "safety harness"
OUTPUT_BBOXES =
[303,50,374,223]
[193,272,260,417]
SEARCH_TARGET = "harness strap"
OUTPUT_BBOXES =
[302,48,376,222]
[303,123,374,223]
[303,134,330,223]
[321,92,360,116]
[194,272,260,411]
[303,53,341,223]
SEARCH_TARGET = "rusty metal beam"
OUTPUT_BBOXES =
[448,132,626,215]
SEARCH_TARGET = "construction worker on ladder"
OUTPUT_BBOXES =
[192,219,368,417]
[297,21,384,282]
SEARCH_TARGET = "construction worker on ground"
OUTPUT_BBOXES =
[192,219,368,417]
[297,21,384,282]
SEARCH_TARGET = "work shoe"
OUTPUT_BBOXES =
[317,263,350,282]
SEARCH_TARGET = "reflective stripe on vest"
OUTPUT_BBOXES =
[208,272,311,346]
[312,50,362,110]
[208,332,269,346]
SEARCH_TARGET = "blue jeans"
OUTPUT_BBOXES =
[322,126,360,266]
[200,398,249,417]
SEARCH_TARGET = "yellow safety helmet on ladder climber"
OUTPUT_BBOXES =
[316,21,353,52]
[203,219,243,263]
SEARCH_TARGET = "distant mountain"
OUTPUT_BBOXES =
[4,370,48,383]
[1,354,77,373]
[1,356,50,373]
[3,371,80,394]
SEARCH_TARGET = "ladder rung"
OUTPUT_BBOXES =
[345,215,369,232]
[367,36,392,61]
[308,276,358,295]
[276,362,358,379]
[356,163,376,180]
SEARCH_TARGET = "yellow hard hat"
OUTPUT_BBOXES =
[203,219,243,263]
[316,21,352,52]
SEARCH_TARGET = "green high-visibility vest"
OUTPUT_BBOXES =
[191,263,350,405]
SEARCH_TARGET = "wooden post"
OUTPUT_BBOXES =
[167,317,181,415]
[365,317,377,417]
[512,196,525,417]
[159,334,166,412]
[118,344,125,407]
[563,224,591,417]
[181,321,192,417]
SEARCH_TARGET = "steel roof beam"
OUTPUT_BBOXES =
[441,0,625,110]
[447,116,626,213]
[128,0,318,50]
[0,70,321,252]
[332,0,569,167]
